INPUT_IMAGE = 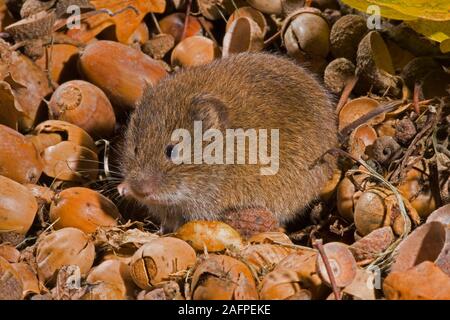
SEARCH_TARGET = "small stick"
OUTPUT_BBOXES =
[313,239,341,300]
[264,30,281,47]
[336,75,358,114]
[413,82,421,114]
[150,12,162,34]
[181,0,192,41]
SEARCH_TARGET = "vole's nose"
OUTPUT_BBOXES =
[126,175,161,199]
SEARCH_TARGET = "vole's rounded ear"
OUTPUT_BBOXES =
[189,94,229,129]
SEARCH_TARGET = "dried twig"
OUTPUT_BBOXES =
[313,239,341,300]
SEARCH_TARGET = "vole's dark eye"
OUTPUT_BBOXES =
[165,144,174,159]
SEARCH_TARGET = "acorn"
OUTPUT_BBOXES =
[176,220,243,252]
[283,8,330,73]
[48,80,116,138]
[50,187,120,233]
[330,15,368,61]
[0,175,38,235]
[35,44,80,85]
[171,36,220,67]
[324,58,356,94]
[0,124,43,184]
[336,173,371,222]
[247,0,282,15]
[259,269,312,300]
[130,237,196,289]
[316,242,357,288]
[36,227,95,283]
[356,31,400,96]
[397,161,437,219]
[159,13,202,44]
[226,7,267,37]
[272,251,328,299]
[86,260,137,299]
[223,17,264,56]
[79,41,168,111]
[191,254,258,300]
[353,187,420,236]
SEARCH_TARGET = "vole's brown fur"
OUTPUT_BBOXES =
[121,53,337,231]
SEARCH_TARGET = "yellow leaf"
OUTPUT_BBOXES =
[341,0,416,20]
[370,0,450,21]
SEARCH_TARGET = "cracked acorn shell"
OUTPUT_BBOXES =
[41,140,99,182]
[36,227,95,283]
[130,237,196,289]
[48,80,116,139]
[390,221,448,275]
[223,16,264,56]
[50,187,120,233]
[79,41,167,111]
[226,6,267,37]
[0,124,43,184]
[0,175,38,235]
[31,120,97,153]
[191,254,258,300]
[338,97,383,131]
[0,256,23,300]
[356,31,400,96]
[171,36,220,67]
